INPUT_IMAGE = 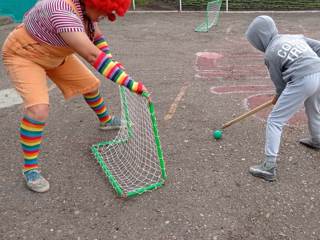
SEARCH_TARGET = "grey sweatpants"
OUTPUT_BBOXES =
[265,72,320,162]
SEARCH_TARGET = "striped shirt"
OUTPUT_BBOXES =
[24,0,85,47]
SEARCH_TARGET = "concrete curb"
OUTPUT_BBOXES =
[0,16,13,26]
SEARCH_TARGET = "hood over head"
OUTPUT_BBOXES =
[245,15,278,52]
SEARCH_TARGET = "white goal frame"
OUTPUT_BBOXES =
[131,0,229,11]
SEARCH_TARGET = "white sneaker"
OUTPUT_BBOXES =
[23,170,50,193]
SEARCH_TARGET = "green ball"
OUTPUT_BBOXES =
[213,130,222,139]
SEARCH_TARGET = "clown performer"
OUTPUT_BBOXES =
[1,0,149,193]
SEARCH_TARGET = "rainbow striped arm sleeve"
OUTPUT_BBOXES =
[93,52,144,94]
[93,35,112,58]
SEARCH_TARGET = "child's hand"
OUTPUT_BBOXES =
[271,95,278,104]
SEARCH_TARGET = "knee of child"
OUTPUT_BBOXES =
[267,115,284,129]
[25,104,49,122]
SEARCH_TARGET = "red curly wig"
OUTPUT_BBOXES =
[84,0,131,21]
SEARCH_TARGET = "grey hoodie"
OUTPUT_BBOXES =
[246,15,320,96]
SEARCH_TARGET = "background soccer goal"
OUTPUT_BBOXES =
[131,0,320,11]
[91,87,167,198]
[194,0,222,32]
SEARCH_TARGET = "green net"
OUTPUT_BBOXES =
[195,0,222,32]
[91,87,167,198]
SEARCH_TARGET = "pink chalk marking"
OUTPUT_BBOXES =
[197,71,268,80]
[210,65,267,72]
[222,52,264,59]
[245,94,307,126]
[194,51,268,81]
[210,85,273,94]
[195,52,223,71]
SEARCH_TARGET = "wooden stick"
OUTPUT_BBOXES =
[222,98,274,129]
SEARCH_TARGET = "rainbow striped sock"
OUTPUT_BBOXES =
[20,115,45,172]
[84,91,111,124]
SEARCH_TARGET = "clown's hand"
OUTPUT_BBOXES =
[114,61,125,70]
[141,85,151,103]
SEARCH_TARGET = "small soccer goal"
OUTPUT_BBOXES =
[195,0,222,32]
[91,87,167,198]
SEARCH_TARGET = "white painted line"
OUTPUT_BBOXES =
[164,84,190,121]
[0,88,23,109]
[0,84,56,109]
[210,84,274,94]
[226,26,232,34]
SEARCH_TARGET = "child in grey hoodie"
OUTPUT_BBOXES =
[245,15,320,181]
